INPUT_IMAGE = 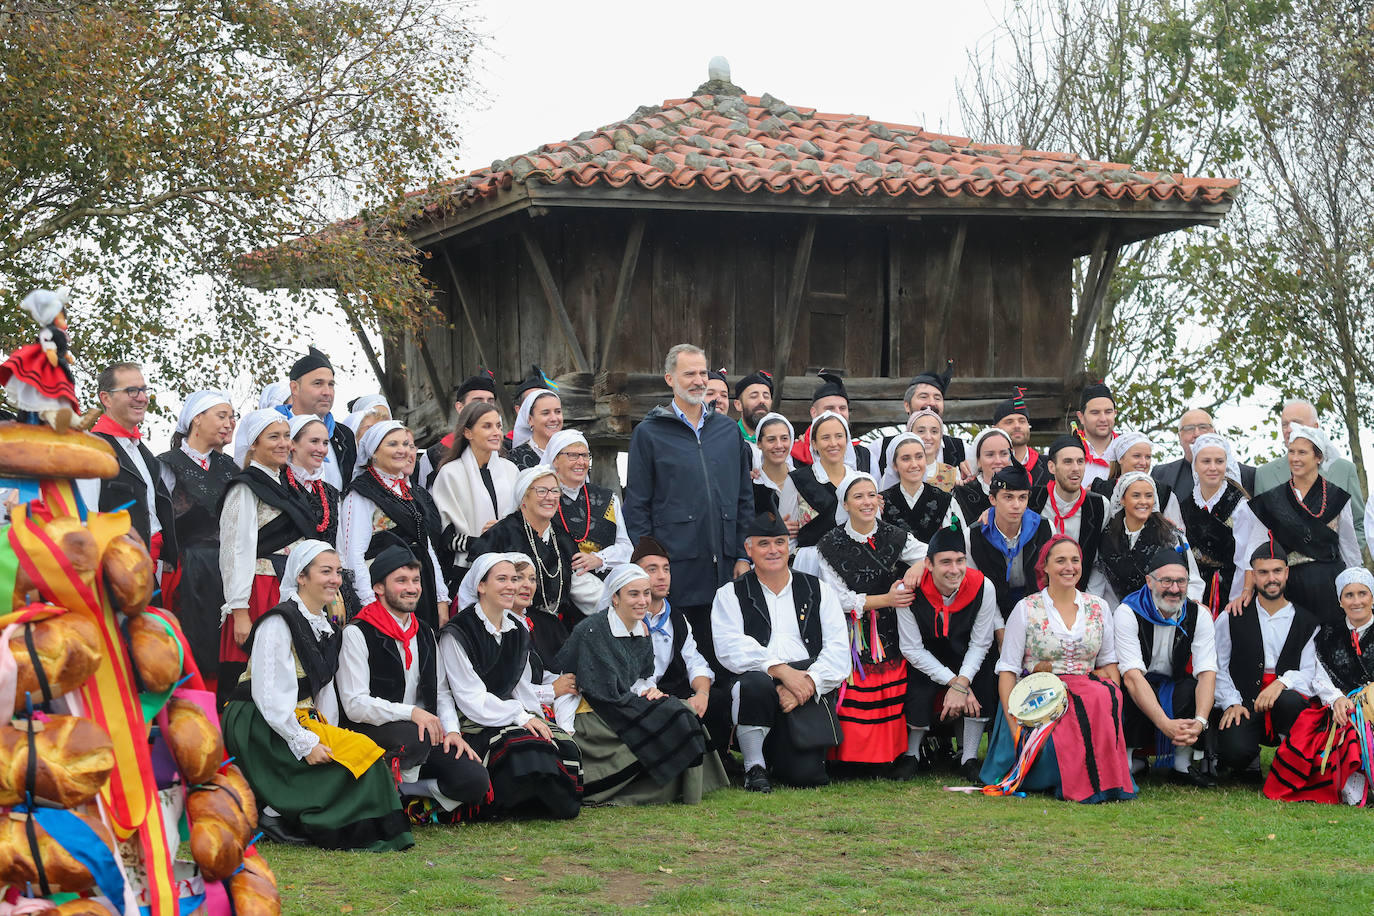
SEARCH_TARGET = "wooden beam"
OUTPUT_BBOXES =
[886,224,902,376]
[337,297,398,407]
[1072,226,1110,341]
[928,219,968,365]
[771,217,818,395]
[1070,241,1123,371]
[520,227,592,374]
[440,248,515,418]
[597,215,647,370]
[416,330,450,423]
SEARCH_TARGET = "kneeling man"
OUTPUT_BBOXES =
[711,512,850,792]
[337,538,492,820]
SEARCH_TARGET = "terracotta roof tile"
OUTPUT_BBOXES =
[399,91,1237,226]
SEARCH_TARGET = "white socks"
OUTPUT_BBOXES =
[906,727,928,759]
[1173,747,1192,773]
[738,725,769,770]
[961,718,988,763]
[1341,773,1366,806]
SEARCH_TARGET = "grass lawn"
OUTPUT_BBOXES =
[264,770,1374,915]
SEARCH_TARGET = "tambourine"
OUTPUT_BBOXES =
[1007,672,1068,729]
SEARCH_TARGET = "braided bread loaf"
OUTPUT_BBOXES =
[163,697,224,785]
[9,612,102,712]
[0,715,114,807]
[127,613,181,694]
[102,534,153,615]
[187,763,258,881]
[0,808,115,892]
[230,852,282,916]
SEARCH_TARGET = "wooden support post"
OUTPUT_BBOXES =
[928,219,968,365]
[416,331,450,421]
[589,442,623,496]
[338,298,398,407]
[520,227,592,374]
[771,216,818,396]
[597,215,647,370]
[441,248,515,418]
[886,224,902,377]
[1069,227,1121,371]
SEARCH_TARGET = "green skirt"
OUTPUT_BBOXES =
[222,700,413,851]
[576,703,728,806]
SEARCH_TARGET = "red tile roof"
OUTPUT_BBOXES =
[407,90,1237,224]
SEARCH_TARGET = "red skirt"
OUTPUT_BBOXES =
[0,343,79,410]
[830,658,909,764]
[219,573,280,664]
[1264,704,1365,804]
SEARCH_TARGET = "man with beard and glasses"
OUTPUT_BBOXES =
[625,344,754,677]
[1115,547,1219,786]
[335,537,492,823]
[732,369,774,446]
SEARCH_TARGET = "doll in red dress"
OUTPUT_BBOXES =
[1,288,83,432]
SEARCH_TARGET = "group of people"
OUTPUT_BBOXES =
[25,332,1374,851]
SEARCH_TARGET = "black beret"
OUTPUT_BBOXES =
[1080,383,1114,410]
[1046,434,1086,461]
[927,524,966,557]
[989,454,1032,493]
[909,359,955,396]
[1250,537,1289,566]
[811,371,848,404]
[456,368,497,400]
[733,369,773,399]
[366,530,421,585]
[289,346,332,381]
[747,511,790,538]
[992,386,1029,425]
[1146,546,1188,574]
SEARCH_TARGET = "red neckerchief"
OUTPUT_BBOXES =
[93,414,142,439]
[1047,483,1087,535]
[1023,447,1041,471]
[1077,429,1112,467]
[355,600,419,668]
[1354,630,1364,657]
[440,432,456,450]
[918,567,986,638]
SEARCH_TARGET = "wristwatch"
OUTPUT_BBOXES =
[1192,715,1209,731]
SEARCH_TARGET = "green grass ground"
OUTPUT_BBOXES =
[264,771,1374,915]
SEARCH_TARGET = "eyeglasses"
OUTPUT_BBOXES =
[559,452,592,464]
[1150,576,1189,588]
[104,386,153,398]
[530,486,559,498]
[1180,424,1214,435]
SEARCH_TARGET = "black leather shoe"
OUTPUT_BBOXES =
[258,811,309,845]
[959,758,985,786]
[889,754,923,781]
[743,764,772,793]
[1169,764,1218,788]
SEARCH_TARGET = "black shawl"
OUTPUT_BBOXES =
[442,606,536,700]
[346,471,444,630]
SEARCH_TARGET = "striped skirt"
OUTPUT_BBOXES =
[830,658,909,764]
[1264,705,1365,805]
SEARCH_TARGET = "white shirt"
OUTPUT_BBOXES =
[997,590,1119,675]
[710,572,851,695]
[896,579,1000,684]
[247,596,339,759]
[1113,600,1217,678]
[1081,439,1112,488]
[335,612,461,734]
[1310,619,1374,705]
[815,520,928,614]
[646,601,714,688]
[77,434,161,537]
[559,483,632,568]
[438,608,558,727]
[1212,602,1317,709]
[1185,486,1260,602]
[338,470,450,607]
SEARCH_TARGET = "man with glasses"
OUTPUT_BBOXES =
[1152,408,1258,496]
[1115,547,1219,787]
[77,362,178,570]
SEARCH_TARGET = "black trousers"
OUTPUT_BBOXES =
[666,683,733,753]
[1123,674,1197,750]
[353,719,491,806]
[904,657,997,730]
[677,604,724,679]
[1216,689,1309,772]
[736,670,829,787]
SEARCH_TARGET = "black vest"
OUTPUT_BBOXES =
[1313,622,1374,695]
[233,601,340,702]
[907,576,991,672]
[1249,478,1350,563]
[790,470,838,549]
[158,448,236,550]
[330,421,357,489]
[470,513,581,625]
[952,481,991,525]
[346,472,444,629]
[291,475,340,546]
[555,483,618,557]
[508,442,541,471]
[880,482,953,543]
[94,433,179,561]
[816,521,909,660]
[1030,486,1107,589]
[1098,517,1184,602]
[967,517,1051,614]
[222,466,320,558]
[651,604,695,698]
[1179,485,1244,598]
[442,607,536,700]
[733,572,824,663]
[339,614,438,727]
[1134,599,1201,676]
[1226,602,1318,705]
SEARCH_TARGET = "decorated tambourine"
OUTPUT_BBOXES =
[1007,671,1069,729]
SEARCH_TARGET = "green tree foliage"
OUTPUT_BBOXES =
[0,0,477,401]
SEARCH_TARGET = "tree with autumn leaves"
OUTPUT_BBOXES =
[0,0,476,400]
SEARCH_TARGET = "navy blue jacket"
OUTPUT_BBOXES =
[624,405,754,606]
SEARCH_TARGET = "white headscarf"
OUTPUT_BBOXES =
[1288,423,1338,473]
[543,429,588,465]
[288,413,329,482]
[257,381,290,410]
[279,540,336,605]
[350,394,389,416]
[1108,470,1159,517]
[880,432,924,490]
[355,419,405,478]
[808,411,850,483]
[834,470,879,526]
[176,389,232,436]
[752,412,795,473]
[513,465,558,508]
[970,427,1013,478]
[1103,431,1151,465]
[513,390,560,449]
[1336,566,1374,599]
[234,408,290,468]
[1190,433,1241,485]
[457,551,527,611]
[597,563,650,612]
[19,288,69,326]
[288,412,325,440]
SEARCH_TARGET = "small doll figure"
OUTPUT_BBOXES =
[0,287,82,432]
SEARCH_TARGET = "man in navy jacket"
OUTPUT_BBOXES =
[625,343,754,674]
